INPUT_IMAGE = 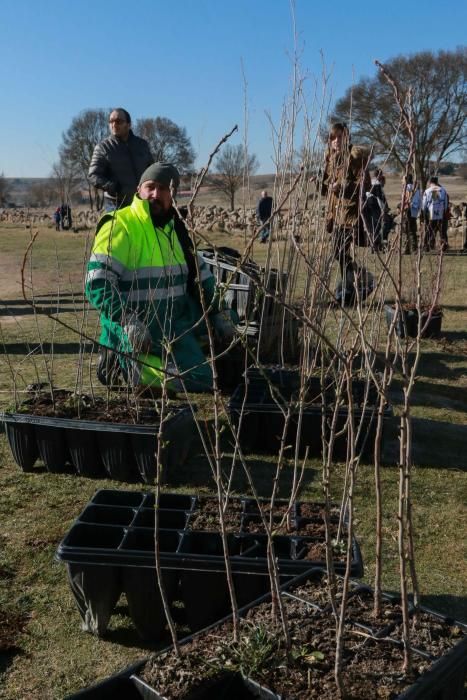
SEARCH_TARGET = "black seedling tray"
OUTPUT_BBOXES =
[69,567,467,699]
[1,405,196,484]
[56,490,363,640]
[384,304,443,339]
[229,367,390,459]
[57,490,362,575]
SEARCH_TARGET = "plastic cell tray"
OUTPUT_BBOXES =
[384,304,443,339]
[228,368,390,459]
[1,405,196,483]
[68,569,467,699]
[56,490,363,639]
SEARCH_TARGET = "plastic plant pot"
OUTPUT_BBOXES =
[385,304,443,339]
[69,568,467,700]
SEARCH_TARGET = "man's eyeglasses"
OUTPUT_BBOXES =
[109,118,126,125]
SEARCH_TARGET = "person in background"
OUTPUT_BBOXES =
[401,173,421,254]
[85,162,236,394]
[60,203,72,230]
[256,190,273,243]
[315,122,373,303]
[88,108,153,211]
[368,169,391,250]
[422,176,449,251]
[53,206,61,231]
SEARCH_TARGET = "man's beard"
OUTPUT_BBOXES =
[149,201,173,228]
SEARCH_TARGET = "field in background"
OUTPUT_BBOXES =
[0,196,466,697]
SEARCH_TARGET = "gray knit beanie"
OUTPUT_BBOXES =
[138,162,180,189]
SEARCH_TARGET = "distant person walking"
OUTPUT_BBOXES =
[256,190,273,243]
[401,173,421,254]
[422,176,449,251]
[88,108,153,211]
[53,207,61,231]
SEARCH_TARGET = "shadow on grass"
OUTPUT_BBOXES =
[0,647,24,677]
[169,429,315,496]
[0,304,86,317]
[381,590,467,624]
[1,342,94,354]
[420,594,467,624]
[410,379,467,411]
[1,293,84,305]
[440,330,467,343]
[382,416,467,470]
[414,352,467,381]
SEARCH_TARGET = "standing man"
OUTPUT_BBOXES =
[88,108,153,210]
[401,173,421,254]
[316,122,373,304]
[368,169,392,250]
[85,162,236,394]
[422,176,449,251]
[256,190,273,243]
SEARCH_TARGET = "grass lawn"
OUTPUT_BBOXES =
[0,222,466,699]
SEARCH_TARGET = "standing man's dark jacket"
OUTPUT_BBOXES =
[256,194,273,222]
[88,131,153,207]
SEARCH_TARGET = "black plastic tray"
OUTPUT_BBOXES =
[56,490,363,640]
[1,405,196,484]
[68,569,467,700]
[228,369,390,459]
[384,304,443,339]
[57,489,362,576]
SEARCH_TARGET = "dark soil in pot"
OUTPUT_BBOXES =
[14,390,168,424]
[140,575,467,700]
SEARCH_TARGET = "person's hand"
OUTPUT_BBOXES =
[124,317,152,353]
[105,181,119,197]
[212,310,237,343]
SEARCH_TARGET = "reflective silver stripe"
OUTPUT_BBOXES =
[126,284,186,302]
[89,253,126,275]
[86,268,119,284]
[120,263,188,282]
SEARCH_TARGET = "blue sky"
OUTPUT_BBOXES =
[1,0,465,177]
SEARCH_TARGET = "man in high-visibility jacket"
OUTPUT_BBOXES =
[85,162,235,393]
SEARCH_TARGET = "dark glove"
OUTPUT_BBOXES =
[104,181,119,198]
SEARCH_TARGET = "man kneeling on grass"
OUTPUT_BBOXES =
[85,162,236,394]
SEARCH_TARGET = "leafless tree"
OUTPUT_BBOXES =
[50,160,80,207]
[135,116,196,173]
[333,48,467,189]
[59,109,109,209]
[211,144,259,209]
[28,180,58,207]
